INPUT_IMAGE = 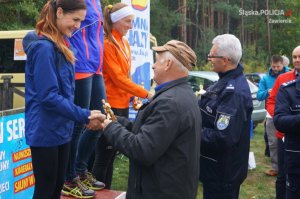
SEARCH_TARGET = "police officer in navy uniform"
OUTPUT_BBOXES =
[198,34,253,199]
[274,75,300,199]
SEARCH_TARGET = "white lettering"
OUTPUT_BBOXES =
[0,181,9,194]
[0,160,9,172]
[0,151,5,161]
[0,122,3,144]
[7,118,25,141]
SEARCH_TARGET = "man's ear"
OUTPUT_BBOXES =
[56,7,63,19]
[223,57,231,66]
[165,59,172,71]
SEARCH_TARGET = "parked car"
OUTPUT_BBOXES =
[188,71,266,129]
[245,72,265,87]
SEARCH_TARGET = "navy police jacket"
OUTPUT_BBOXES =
[274,78,300,174]
[199,64,253,188]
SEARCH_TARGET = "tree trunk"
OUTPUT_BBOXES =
[226,0,229,33]
[266,0,271,61]
[195,0,200,49]
[181,0,187,43]
[240,0,244,46]
[210,1,214,32]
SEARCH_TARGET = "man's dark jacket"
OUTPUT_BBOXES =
[274,78,300,175]
[199,65,253,190]
[104,77,201,199]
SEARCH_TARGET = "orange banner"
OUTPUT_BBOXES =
[14,174,35,193]
[13,162,33,177]
[12,148,31,162]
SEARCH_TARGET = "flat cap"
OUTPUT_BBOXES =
[152,40,197,70]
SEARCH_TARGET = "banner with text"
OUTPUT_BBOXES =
[122,0,152,90]
[121,0,152,120]
[0,111,34,199]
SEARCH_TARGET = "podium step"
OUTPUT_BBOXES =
[61,189,126,199]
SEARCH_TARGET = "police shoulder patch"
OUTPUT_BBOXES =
[216,114,230,130]
[282,79,296,87]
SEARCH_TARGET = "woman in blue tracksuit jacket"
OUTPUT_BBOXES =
[23,1,103,198]
[64,0,106,194]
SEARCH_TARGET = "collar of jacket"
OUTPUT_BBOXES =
[218,63,243,81]
[153,77,189,99]
[207,64,243,94]
[268,65,290,77]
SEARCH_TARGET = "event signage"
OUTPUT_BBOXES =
[0,111,34,199]
[122,0,152,119]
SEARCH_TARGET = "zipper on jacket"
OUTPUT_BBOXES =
[92,0,104,73]
[82,28,90,59]
[200,154,218,162]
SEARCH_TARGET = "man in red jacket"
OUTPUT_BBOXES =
[267,45,300,199]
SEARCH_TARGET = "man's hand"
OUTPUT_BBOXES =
[146,92,154,100]
[102,118,112,129]
[86,110,106,130]
[132,97,142,110]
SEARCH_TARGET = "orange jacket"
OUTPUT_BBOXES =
[103,30,148,108]
[266,69,296,139]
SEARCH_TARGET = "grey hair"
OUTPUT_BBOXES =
[282,55,290,66]
[159,51,189,74]
[212,34,242,66]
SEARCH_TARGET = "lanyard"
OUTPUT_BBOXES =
[111,35,131,66]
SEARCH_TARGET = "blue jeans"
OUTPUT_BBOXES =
[276,138,286,199]
[66,74,106,181]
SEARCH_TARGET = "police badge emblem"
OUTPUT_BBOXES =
[216,114,230,130]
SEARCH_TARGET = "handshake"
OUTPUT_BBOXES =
[85,100,117,130]
[86,110,107,130]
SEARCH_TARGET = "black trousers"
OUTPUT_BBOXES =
[92,108,128,189]
[286,174,300,199]
[31,143,70,199]
[276,138,286,199]
[203,183,240,199]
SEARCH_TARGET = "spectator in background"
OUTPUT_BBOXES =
[257,55,290,177]
[267,46,300,199]
[92,3,152,189]
[63,0,106,198]
[23,0,104,198]
[199,34,253,199]
[282,55,290,67]
[101,39,201,199]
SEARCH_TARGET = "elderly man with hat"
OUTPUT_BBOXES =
[198,34,253,199]
[101,40,201,199]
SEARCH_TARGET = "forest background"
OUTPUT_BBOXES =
[0,0,299,72]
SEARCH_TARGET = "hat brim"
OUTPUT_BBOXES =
[152,46,167,52]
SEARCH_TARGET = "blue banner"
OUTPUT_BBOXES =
[122,0,152,120]
[0,110,34,199]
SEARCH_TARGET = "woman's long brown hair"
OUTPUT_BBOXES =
[36,0,86,65]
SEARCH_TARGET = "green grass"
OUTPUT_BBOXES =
[111,123,276,198]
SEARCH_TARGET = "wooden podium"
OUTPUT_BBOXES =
[61,189,126,199]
